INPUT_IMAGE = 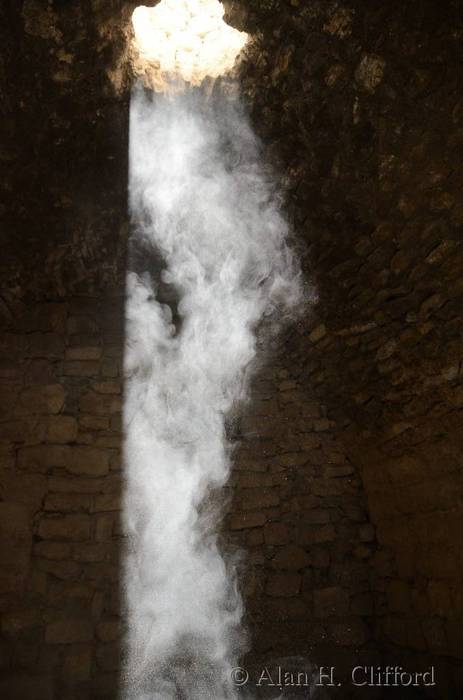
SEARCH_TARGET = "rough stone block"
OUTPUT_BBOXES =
[36,558,81,580]
[103,342,123,358]
[0,501,30,541]
[277,452,308,467]
[18,445,69,472]
[264,522,290,545]
[44,493,92,512]
[310,547,330,569]
[0,502,31,592]
[109,452,122,471]
[278,380,297,392]
[314,587,349,618]
[0,471,47,510]
[45,618,93,644]
[350,592,374,616]
[313,419,334,432]
[0,333,27,357]
[236,472,273,488]
[422,618,447,650]
[95,514,115,542]
[235,446,268,472]
[34,541,71,560]
[297,494,321,509]
[239,414,276,438]
[92,382,121,395]
[17,304,66,334]
[67,316,99,335]
[79,415,110,431]
[65,346,102,361]
[47,581,93,608]
[301,509,330,525]
[359,523,375,542]
[0,387,20,419]
[271,545,310,570]
[309,324,327,343]
[311,478,346,497]
[300,433,321,449]
[266,572,301,597]
[386,454,423,485]
[101,358,119,378]
[63,646,93,681]
[1,608,41,637]
[90,672,119,698]
[247,529,264,546]
[38,515,91,541]
[67,447,109,477]
[264,597,308,621]
[96,620,121,643]
[427,580,452,617]
[299,524,336,545]
[229,511,267,530]
[46,416,78,444]
[325,465,354,478]
[239,488,279,510]
[0,444,16,470]
[73,543,109,563]
[94,436,120,449]
[25,359,58,385]
[331,619,370,646]
[0,676,54,700]
[343,504,368,523]
[48,476,107,494]
[28,333,64,358]
[353,544,372,559]
[80,392,121,416]
[91,494,120,513]
[0,420,28,442]
[96,641,121,672]
[62,361,100,377]
[18,384,65,415]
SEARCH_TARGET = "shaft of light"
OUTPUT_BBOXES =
[123,87,301,698]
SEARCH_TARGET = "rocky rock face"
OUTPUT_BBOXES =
[0,0,462,698]
[0,299,124,700]
[230,0,463,693]
[226,338,376,689]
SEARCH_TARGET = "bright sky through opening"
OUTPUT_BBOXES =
[132,0,248,89]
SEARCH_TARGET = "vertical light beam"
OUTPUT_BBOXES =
[124,4,302,698]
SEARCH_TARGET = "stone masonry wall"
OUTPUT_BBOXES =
[0,302,378,699]
[227,338,376,677]
[0,298,124,700]
[232,0,463,692]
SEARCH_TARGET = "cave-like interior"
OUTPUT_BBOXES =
[1,1,463,698]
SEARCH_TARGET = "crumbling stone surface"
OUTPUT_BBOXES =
[0,0,132,304]
[0,300,124,699]
[231,0,463,690]
[226,342,375,683]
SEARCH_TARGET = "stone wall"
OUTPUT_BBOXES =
[227,337,377,687]
[0,298,124,700]
[1,0,463,698]
[232,0,463,692]
[0,303,378,699]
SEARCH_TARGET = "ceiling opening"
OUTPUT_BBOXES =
[131,0,248,91]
